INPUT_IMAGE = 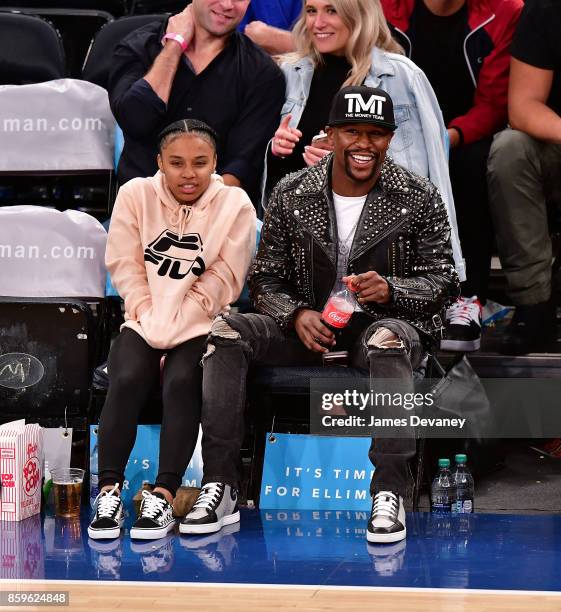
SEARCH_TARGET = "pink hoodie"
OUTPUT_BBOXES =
[106,171,256,349]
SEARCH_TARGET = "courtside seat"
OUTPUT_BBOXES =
[0,206,110,429]
[0,12,65,84]
[0,0,126,16]
[0,6,115,77]
[0,78,116,218]
[250,365,367,394]
[246,360,435,510]
[128,0,185,15]
[82,14,167,90]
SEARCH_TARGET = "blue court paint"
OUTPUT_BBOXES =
[2,509,561,591]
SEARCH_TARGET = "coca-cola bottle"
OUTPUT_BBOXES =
[321,287,355,333]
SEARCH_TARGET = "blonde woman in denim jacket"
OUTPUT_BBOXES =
[263,0,465,281]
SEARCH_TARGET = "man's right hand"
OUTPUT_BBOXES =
[166,5,195,49]
[294,309,335,353]
[271,114,302,157]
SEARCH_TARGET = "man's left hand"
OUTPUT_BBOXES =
[343,272,391,304]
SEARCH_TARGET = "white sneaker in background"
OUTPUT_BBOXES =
[441,296,482,352]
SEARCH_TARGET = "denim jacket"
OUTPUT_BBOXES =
[262,46,465,281]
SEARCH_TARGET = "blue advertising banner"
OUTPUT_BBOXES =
[259,433,374,511]
[89,425,202,506]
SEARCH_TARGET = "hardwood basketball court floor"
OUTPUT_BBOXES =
[2,509,561,610]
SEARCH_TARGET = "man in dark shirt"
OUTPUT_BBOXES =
[487,0,561,354]
[381,0,522,353]
[109,1,285,204]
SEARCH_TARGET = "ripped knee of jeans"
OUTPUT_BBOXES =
[210,316,241,341]
[201,316,241,365]
[367,327,405,350]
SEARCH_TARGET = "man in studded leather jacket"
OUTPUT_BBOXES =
[251,144,459,341]
[201,86,459,543]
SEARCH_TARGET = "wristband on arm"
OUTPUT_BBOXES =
[161,32,188,51]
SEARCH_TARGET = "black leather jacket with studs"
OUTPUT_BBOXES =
[248,154,460,343]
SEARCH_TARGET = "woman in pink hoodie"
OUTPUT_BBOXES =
[88,119,256,542]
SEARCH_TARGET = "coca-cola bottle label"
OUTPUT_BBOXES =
[322,299,353,329]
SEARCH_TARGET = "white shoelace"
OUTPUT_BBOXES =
[140,490,168,519]
[372,492,398,520]
[193,483,224,510]
[447,296,481,326]
[96,483,121,519]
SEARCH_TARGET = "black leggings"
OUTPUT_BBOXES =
[97,327,206,497]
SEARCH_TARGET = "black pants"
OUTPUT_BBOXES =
[450,137,494,302]
[97,328,206,497]
[201,313,424,498]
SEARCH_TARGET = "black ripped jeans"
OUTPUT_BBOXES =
[201,312,423,498]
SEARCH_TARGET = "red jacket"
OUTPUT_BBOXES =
[381,0,523,144]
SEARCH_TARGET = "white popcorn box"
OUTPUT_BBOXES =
[0,420,43,521]
[0,514,44,579]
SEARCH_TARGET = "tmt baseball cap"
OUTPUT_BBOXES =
[327,85,397,131]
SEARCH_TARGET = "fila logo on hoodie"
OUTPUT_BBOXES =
[144,230,206,280]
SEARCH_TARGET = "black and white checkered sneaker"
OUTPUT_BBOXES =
[88,483,124,540]
[130,491,176,540]
[179,482,240,535]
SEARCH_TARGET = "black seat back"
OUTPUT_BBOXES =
[129,0,187,15]
[0,298,108,426]
[82,14,167,89]
[0,12,65,84]
[0,0,126,16]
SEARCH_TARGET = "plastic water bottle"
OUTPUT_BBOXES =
[431,458,455,513]
[452,454,474,514]
[90,443,99,508]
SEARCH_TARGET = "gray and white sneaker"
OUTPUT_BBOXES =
[179,482,240,535]
[88,483,124,540]
[179,523,240,572]
[367,539,406,576]
[367,491,406,544]
[130,491,175,540]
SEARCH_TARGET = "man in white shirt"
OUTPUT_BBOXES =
[198,86,459,543]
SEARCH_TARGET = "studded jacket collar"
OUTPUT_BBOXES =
[249,154,460,342]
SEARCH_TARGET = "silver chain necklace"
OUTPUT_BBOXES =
[337,215,361,257]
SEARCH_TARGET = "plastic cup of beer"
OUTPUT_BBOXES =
[51,468,85,518]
